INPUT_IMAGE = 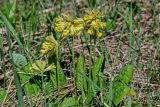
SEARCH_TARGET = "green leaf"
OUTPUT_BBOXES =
[93,54,104,86]
[12,53,28,68]
[85,90,94,105]
[0,11,24,50]
[75,54,87,102]
[61,97,76,107]
[44,82,54,95]
[112,64,134,106]
[50,71,57,86]
[0,89,6,102]
[3,1,11,15]
[57,62,67,86]
[19,73,31,83]
[114,64,134,84]
[9,0,16,19]
[112,82,130,106]
[84,55,104,105]
[75,54,86,90]
[25,83,40,96]
[99,72,106,89]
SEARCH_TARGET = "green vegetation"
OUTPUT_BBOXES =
[0,0,159,106]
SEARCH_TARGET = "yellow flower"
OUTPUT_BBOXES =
[97,32,103,38]
[41,35,58,57]
[84,10,106,38]
[55,15,85,37]
[87,19,106,37]
[74,18,85,25]
[87,28,93,35]
[30,60,46,73]
[30,60,56,73]
[62,30,70,37]
[84,10,101,23]
[70,24,84,36]
[55,17,67,32]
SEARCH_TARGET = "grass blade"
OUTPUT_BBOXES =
[0,11,24,50]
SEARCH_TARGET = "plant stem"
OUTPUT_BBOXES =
[89,36,92,76]
[56,43,59,93]
[93,36,96,62]
[71,37,76,89]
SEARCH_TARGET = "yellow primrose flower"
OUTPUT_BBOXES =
[70,24,84,36]
[83,10,106,38]
[41,35,58,57]
[87,28,94,35]
[55,15,84,37]
[55,17,68,32]
[74,18,85,25]
[84,10,101,23]
[30,60,46,73]
[62,30,70,37]
[97,32,103,38]
[30,60,56,73]
[87,19,106,38]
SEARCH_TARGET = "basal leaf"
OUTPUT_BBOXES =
[85,89,94,105]
[44,82,54,95]
[19,73,31,83]
[112,82,130,106]
[61,97,76,107]
[93,54,104,87]
[119,64,134,84]
[12,53,27,68]
[114,64,134,84]
[75,54,86,91]
[57,62,67,86]
[25,83,40,96]
[112,64,134,106]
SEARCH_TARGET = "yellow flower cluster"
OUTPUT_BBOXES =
[55,10,106,38]
[84,10,106,38]
[83,10,101,22]
[55,14,85,37]
[30,60,56,73]
[41,35,58,57]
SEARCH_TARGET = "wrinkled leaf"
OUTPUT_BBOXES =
[93,54,104,87]
[25,83,40,96]
[44,82,54,95]
[112,64,134,106]
[112,82,130,106]
[19,73,31,83]
[12,53,27,68]
[75,54,86,90]
[61,97,76,107]
[57,62,67,86]
[114,64,134,84]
